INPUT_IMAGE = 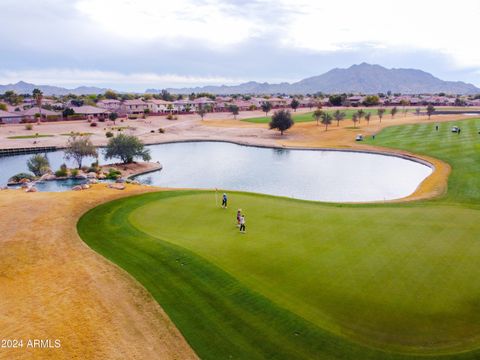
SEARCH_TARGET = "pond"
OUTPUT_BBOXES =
[0,141,432,202]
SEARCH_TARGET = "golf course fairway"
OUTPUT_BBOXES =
[78,118,480,359]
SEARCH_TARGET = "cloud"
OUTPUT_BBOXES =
[75,0,265,48]
[0,69,245,90]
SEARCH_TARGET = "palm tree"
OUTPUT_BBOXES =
[352,114,359,128]
[377,108,386,123]
[333,110,345,126]
[312,108,323,126]
[321,112,332,131]
[32,88,43,122]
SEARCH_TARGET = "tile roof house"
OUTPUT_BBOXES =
[146,99,174,113]
[21,107,61,120]
[97,99,121,111]
[121,99,148,114]
[71,105,109,119]
[0,109,23,124]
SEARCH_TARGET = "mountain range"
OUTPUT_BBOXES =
[0,81,108,96]
[155,63,479,95]
[1,64,479,96]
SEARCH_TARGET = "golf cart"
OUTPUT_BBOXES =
[451,126,460,133]
[355,134,364,141]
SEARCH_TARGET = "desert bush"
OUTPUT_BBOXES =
[55,164,68,177]
[25,123,33,130]
[105,131,114,138]
[70,168,79,177]
[105,168,122,180]
[8,172,35,182]
[90,122,98,127]
[158,128,165,133]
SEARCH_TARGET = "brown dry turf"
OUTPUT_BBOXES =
[0,185,198,360]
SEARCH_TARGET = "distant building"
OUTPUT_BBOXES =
[146,99,174,113]
[71,105,109,120]
[121,99,148,114]
[97,99,121,111]
[0,110,23,124]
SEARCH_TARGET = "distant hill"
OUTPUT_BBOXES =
[0,81,108,96]
[155,63,480,95]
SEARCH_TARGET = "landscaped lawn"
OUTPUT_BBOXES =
[7,134,55,139]
[78,118,480,359]
[243,108,392,123]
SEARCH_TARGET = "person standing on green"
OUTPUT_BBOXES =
[239,214,246,233]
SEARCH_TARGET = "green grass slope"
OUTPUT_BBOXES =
[78,118,480,359]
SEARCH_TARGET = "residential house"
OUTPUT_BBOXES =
[0,110,23,124]
[121,99,148,114]
[21,107,61,121]
[146,99,175,113]
[71,105,109,120]
[97,99,122,111]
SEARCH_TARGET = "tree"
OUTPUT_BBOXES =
[363,95,380,107]
[312,108,323,126]
[328,94,344,106]
[377,108,386,123]
[64,134,98,169]
[104,90,118,99]
[197,105,208,120]
[390,106,398,118]
[365,112,371,124]
[63,107,75,117]
[333,110,345,126]
[400,99,410,116]
[321,112,332,131]
[415,107,421,116]
[426,104,435,120]
[269,109,294,135]
[184,104,192,113]
[356,109,365,124]
[290,99,300,112]
[261,102,273,117]
[109,112,118,124]
[229,104,240,119]
[352,113,359,128]
[27,154,50,176]
[0,103,7,111]
[104,134,151,164]
[32,88,43,120]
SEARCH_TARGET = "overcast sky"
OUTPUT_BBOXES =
[1,0,480,91]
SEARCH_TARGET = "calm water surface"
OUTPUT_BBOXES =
[0,141,432,202]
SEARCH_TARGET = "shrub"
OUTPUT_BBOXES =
[70,168,79,177]
[8,172,36,183]
[158,128,165,133]
[150,130,155,133]
[90,122,98,127]
[105,131,114,138]
[55,165,68,177]
[27,154,50,176]
[105,168,122,180]
[25,123,33,130]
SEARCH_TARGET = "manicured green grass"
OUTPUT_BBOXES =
[78,118,480,359]
[365,118,480,204]
[243,109,373,123]
[7,134,55,139]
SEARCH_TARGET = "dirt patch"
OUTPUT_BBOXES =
[0,185,198,360]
